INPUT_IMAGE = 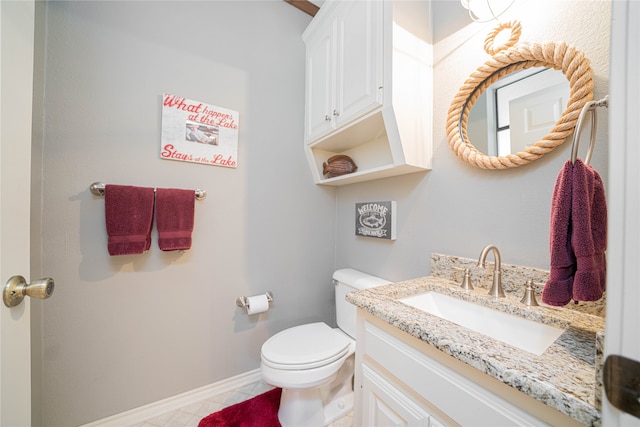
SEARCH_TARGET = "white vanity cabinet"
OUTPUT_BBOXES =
[302,0,432,186]
[355,310,583,427]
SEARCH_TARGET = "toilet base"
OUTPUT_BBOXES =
[277,388,354,427]
[277,355,355,427]
[278,387,325,427]
[322,355,354,424]
[323,389,353,425]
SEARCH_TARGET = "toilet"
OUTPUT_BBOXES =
[260,268,390,427]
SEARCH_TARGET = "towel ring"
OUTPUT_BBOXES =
[570,96,609,165]
[90,182,206,200]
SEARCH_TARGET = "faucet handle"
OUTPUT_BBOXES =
[520,280,540,306]
[453,267,474,290]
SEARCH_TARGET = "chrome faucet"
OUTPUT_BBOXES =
[477,245,505,298]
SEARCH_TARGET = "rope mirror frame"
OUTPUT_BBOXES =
[446,22,594,169]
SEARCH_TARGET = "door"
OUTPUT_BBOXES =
[304,16,336,143]
[603,0,640,425]
[303,0,383,145]
[360,364,436,426]
[505,69,570,154]
[335,0,382,128]
[0,0,35,425]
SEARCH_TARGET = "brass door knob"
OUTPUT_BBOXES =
[3,275,54,307]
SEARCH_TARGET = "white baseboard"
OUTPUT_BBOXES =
[81,369,262,427]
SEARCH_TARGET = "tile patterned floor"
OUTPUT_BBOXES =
[128,380,353,427]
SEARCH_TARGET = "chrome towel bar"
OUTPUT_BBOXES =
[570,95,609,165]
[90,182,206,200]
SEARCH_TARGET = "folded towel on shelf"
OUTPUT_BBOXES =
[542,160,576,306]
[104,185,155,256]
[571,159,607,301]
[155,188,195,251]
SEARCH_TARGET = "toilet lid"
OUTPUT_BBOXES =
[261,322,352,370]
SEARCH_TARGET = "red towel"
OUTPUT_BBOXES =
[104,185,155,256]
[155,188,195,251]
[542,159,607,306]
[572,160,607,301]
[542,160,575,306]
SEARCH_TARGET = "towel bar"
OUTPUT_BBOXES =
[90,182,206,200]
[570,95,609,165]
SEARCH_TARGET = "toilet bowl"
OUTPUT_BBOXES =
[260,269,390,427]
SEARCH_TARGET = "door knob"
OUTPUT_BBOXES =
[3,275,54,307]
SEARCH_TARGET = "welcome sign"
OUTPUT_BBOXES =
[355,201,397,240]
[160,93,239,168]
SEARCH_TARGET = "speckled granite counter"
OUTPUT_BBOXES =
[347,256,605,426]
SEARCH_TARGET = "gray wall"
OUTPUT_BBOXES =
[31,2,334,426]
[336,0,611,282]
[30,1,611,426]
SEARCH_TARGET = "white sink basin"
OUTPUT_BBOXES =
[398,292,565,355]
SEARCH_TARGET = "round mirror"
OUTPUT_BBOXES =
[446,41,594,169]
[467,67,570,156]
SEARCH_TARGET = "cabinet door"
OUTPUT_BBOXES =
[361,364,439,426]
[304,16,336,143]
[335,0,383,128]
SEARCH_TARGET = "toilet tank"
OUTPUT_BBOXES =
[333,268,391,339]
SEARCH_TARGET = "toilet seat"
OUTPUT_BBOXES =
[261,322,352,370]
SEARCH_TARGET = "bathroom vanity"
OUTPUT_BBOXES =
[347,255,605,426]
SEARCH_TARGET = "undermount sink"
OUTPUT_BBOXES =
[398,292,566,355]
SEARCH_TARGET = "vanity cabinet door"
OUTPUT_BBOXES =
[361,363,444,427]
[303,0,383,144]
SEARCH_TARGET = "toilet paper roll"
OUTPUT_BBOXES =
[246,294,270,315]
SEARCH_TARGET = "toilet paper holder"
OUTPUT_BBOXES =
[236,291,273,313]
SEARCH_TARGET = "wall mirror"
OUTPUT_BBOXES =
[446,21,594,169]
[468,67,570,156]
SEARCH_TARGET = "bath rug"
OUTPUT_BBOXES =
[198,388,282,427]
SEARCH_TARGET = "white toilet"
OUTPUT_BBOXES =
[260,268,390,427]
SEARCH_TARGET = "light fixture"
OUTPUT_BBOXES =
[461,0,516,23]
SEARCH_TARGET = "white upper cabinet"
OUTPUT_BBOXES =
[304,1,383,143]
[304,14,336,142]
[302,0,433,186]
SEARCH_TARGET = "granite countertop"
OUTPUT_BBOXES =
[347,274,605,426]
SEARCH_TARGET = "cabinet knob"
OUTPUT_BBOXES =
[324,115,331,122]
[333,109,340,117]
